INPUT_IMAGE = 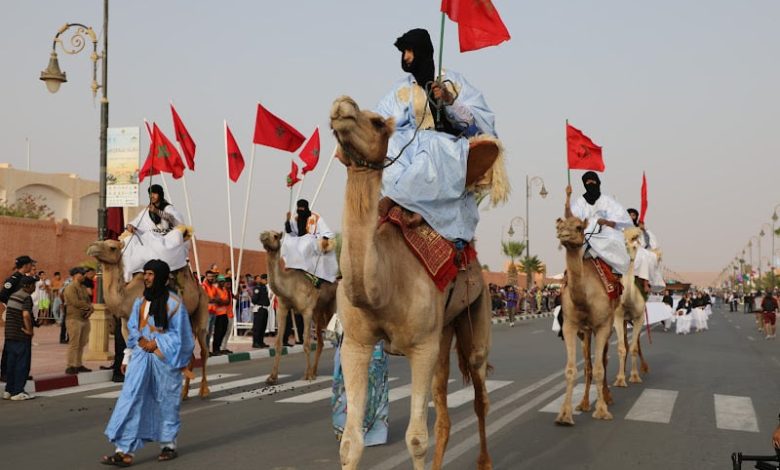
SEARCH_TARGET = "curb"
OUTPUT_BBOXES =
[492,312,554,325]
[30,342,332,393]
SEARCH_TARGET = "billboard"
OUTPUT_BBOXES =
[107,127,140,207]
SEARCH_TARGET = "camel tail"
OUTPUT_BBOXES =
[454,332,472,386]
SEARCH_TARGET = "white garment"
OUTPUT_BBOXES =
[571,194,634,274]
[675,311,691,335]
[122,205,189,281]
[692,307,709,331]
[281,212,339,283]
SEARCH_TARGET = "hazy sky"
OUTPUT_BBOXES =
[2,1,779,277]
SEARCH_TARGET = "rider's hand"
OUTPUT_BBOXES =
[120,364,127,375]
[125,224,135,234]
[596,218,613,228]
[286,212,291,221]
[565,185,572,197]
[431,83,453,105]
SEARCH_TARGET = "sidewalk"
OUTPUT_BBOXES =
[491,311,554,324]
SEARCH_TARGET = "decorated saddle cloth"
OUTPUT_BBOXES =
[381,206,476,291]
[590,257,623,300]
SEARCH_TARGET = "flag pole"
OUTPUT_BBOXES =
[295,173,306,202]
[235,144,257,296]
[310,147,337,210]
[224,120,237,292]
[436,11,446,126]
[565,119,571,187]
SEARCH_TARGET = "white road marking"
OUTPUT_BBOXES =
[215,376,330,402]
[87,373,241,399]
[538,383,594,415]
[388,379,454,403]
[432,380,513,408]
[625,389,678,424]
[747,336,755,342]
[277,377,399,403]
[735,325,741,330]
[37,381,121,397]
[714,394,759,432]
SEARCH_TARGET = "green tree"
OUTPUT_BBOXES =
[0,195,54,220]
[501,240,525,287]
[520,255,543,288]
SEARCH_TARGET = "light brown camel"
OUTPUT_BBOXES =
[259,231,337,384]
[86,238,211,399]
[554,188,619,425]
[330,96,494,470]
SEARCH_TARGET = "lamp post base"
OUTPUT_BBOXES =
[84,303,113,361]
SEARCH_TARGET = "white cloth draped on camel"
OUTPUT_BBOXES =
[570,194,634,275]
[281,212,339,283]
[691,307,709,331]
[122,205,189,282]
[633,228,665,290]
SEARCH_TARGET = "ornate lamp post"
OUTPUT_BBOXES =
[524,175,547,289]
[772,205,780,288]
[40,0,112,361]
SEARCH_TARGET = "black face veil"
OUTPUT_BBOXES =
[581,171,601,205]
[143,259,171,330]
[296,199,311,235]
[148,184,170,225]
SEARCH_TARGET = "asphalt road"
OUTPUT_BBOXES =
[2,305,777,469]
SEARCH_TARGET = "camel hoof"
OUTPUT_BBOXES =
[266,376,278,386]
[641,365,650,374]
[575,402,591,412]
[555,410,575,426]
[613,377,628,388]
[592,408,613,420]
[629,374,642,384]
[304,373,317,381]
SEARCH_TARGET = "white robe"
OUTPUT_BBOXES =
[281,212,339,283]
[634,228,666,290]
[571,194,634,274]
[122,205,189,282]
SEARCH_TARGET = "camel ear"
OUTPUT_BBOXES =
[384,116,396,133]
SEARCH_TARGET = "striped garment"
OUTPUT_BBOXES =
[5,289,33,343]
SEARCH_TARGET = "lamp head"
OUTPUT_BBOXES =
[507,225,515,237]
[40,52,67,93]
[773,211,778,223]
[539,184,548,199]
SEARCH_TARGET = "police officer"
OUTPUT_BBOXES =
[251,274,270,348]
[0,255,36,382]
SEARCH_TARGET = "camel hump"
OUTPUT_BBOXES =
[465,139,499,187]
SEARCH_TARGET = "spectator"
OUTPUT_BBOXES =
[83,267,97,303]
[0,255,36,383]
[209,275,231,356]
[761,292,778,340]
[50,271,64,324]
[63,267,94,375]
[3,276,36,401]
[251,274,270,348]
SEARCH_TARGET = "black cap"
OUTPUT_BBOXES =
[69,267,85,276]
[260,273,268,280]
[19,276,37,287]
[15,255,35,268]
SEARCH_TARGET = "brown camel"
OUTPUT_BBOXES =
[554,188,619,425]
[259,231,337,384]
[86,238,211,399]
[330,96,494,470]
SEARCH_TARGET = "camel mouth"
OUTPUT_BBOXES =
[86,243,101,257]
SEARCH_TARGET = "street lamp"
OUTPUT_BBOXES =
[759,223,771,280]
[772,205,780,288]
[40,0,111,361]
[524,175,547,289]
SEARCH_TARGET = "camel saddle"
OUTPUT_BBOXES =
[590,258,623,300]
[381,205,477,292]
[465,139,500,187]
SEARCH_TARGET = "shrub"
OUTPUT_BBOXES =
[0,194,55,220]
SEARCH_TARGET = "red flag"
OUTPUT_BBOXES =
[139,123,185,182]
[286,161,300,188]
[566,124,605,172]
[225,123,245,182]
[639,172,648,223]
[299,127,320,174]
[441,0,511,52]
[253,103,305,152]
[170,104,196,171]
[139,121,159,182]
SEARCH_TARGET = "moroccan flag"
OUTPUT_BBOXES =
[253,103,305,152]
[566,124,604,172]
[286,161,300,188]
[139,123,185,182]
[170,104,196,171]
[639,172,648,224]
[138,120,160,181]
[225,123,245,182]
[299,127,320,174]
[441,0,511,52]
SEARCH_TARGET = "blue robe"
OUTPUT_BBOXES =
[376,69,496,242]
[105,293,195,453]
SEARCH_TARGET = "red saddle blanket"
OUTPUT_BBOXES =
[590,258,623,300]
[381,206,476,291]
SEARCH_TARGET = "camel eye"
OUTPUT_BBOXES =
[370,117,384,129]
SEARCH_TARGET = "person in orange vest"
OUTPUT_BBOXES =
[209,275,231,356]
[201,271,218,352]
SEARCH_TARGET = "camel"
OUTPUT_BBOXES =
[554,188,620,425]
[259,231,337,384]
[330,96,494,470]
[86,238,211,399]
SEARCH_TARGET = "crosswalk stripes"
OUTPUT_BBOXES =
[625,389,678,423]
[277,377,400,404]
[37,380,122,397]
[538,383,594,415]
[87,373,241,399]
[215,376,331,402]
[431,380,513,409]
[388,379,455,404]
[714,394,760,432]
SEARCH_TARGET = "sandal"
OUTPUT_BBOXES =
[101,452,133,467]
[158,447,178,462]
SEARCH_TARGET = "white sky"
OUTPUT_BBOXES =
[2,1,779,276]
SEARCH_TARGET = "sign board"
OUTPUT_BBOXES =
[107,127,141,207]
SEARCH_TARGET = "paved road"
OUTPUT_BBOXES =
[2,305,777,469]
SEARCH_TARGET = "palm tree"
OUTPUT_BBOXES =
[520,255,543,289]
[501,240,525,287]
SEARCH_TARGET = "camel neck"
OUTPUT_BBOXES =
[565,245,588,305]
[266,250,292,299]
[101,260,124,311]
[341,169,385,309]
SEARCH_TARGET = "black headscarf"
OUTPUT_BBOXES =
[148,184,170,225]
[296,199,311,235]
[143,259,171,331]
[581,171,601,205]
[627,208,639,227]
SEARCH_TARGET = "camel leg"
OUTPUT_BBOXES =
[338,336,374,470]
[591,324,614,421]
[601,336,613,406]
[613,313,628,387]
[629,313,645,383]
[310,314,326,380]
[406,338,440,470]
[431,325,455,470]
[637,328,649,374]
[267,302,289,385]
[196,327,210,398]
[556,319,579,426]
[576,331,592,412]
[301,312,315,380]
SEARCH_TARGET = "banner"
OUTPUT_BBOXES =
[107,127,141,207]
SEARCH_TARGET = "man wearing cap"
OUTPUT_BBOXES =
[3,276,36,400]
[627,208,666,293]
[63,267,94,375]
[102,259,195,466]
[282,198,338,286]
[122,184,189,282]
[0,255,35,382]
[568,172,634,274]
[250,274,270,348]
[208,275,231,356]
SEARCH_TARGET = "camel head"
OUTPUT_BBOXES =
[330,96,395,168]
[555,216,587,249]
[260,230,283,253]
[623,227,642,262]
[87,239,124,265]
